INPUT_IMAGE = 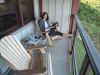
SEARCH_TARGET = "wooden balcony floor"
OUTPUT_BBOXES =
[46,38,71,75]
[5,38,71,75]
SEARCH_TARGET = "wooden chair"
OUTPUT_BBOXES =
[0,21,54,74]
[0,35,45,75]
[35,18,53,46]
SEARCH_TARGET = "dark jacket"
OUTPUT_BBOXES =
[38,19,49,32]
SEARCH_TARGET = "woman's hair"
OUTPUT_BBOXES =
[41,12,49,20]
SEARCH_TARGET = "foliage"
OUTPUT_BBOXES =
[70,0,100,74]
[80,0,100,10]
[78,3,100,27]
[75,38,93,75]
[78,1,100,51]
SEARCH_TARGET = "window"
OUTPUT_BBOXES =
[0,0,18,38]
[0,0,5,4]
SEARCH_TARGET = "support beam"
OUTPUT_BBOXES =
[69,0,80,54]
[69,15,74,33]
[32,0,34,18]
[69,0,80,33]
[79,54,90,75]
[39,0,42,16]
[16,0,24,26]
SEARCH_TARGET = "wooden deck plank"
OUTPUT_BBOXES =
[46,39,71,75]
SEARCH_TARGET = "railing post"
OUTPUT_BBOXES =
[69,17,77,54]
[79,54,90,75]
[71,18,79,75]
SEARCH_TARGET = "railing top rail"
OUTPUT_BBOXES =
[75,15,100,75]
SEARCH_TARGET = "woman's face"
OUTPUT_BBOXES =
[43,14,48,20]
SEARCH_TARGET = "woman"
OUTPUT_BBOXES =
[38,12,72,40]
[38,12,50,34]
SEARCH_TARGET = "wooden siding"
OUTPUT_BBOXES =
[43,0,72,33]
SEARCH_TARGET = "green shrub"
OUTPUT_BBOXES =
[78,1,100,52]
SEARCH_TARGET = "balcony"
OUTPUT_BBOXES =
[0,0,100,75]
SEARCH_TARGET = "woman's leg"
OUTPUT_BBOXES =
[45,32,53,46]
[63,33,73,38]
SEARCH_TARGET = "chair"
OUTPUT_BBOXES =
[35,18,53,46]
[0,21,53,74]
[0,35,31,70]
[0,35,46,74]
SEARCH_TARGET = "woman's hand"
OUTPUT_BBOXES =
[46,26,56,29]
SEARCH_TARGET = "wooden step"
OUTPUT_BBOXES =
[10,68,46,75]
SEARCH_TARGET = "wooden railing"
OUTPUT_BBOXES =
[70,15,100,75]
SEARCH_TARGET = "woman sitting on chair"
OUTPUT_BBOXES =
[38,12,72,40]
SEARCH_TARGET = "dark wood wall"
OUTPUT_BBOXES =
[0,0,34,38]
